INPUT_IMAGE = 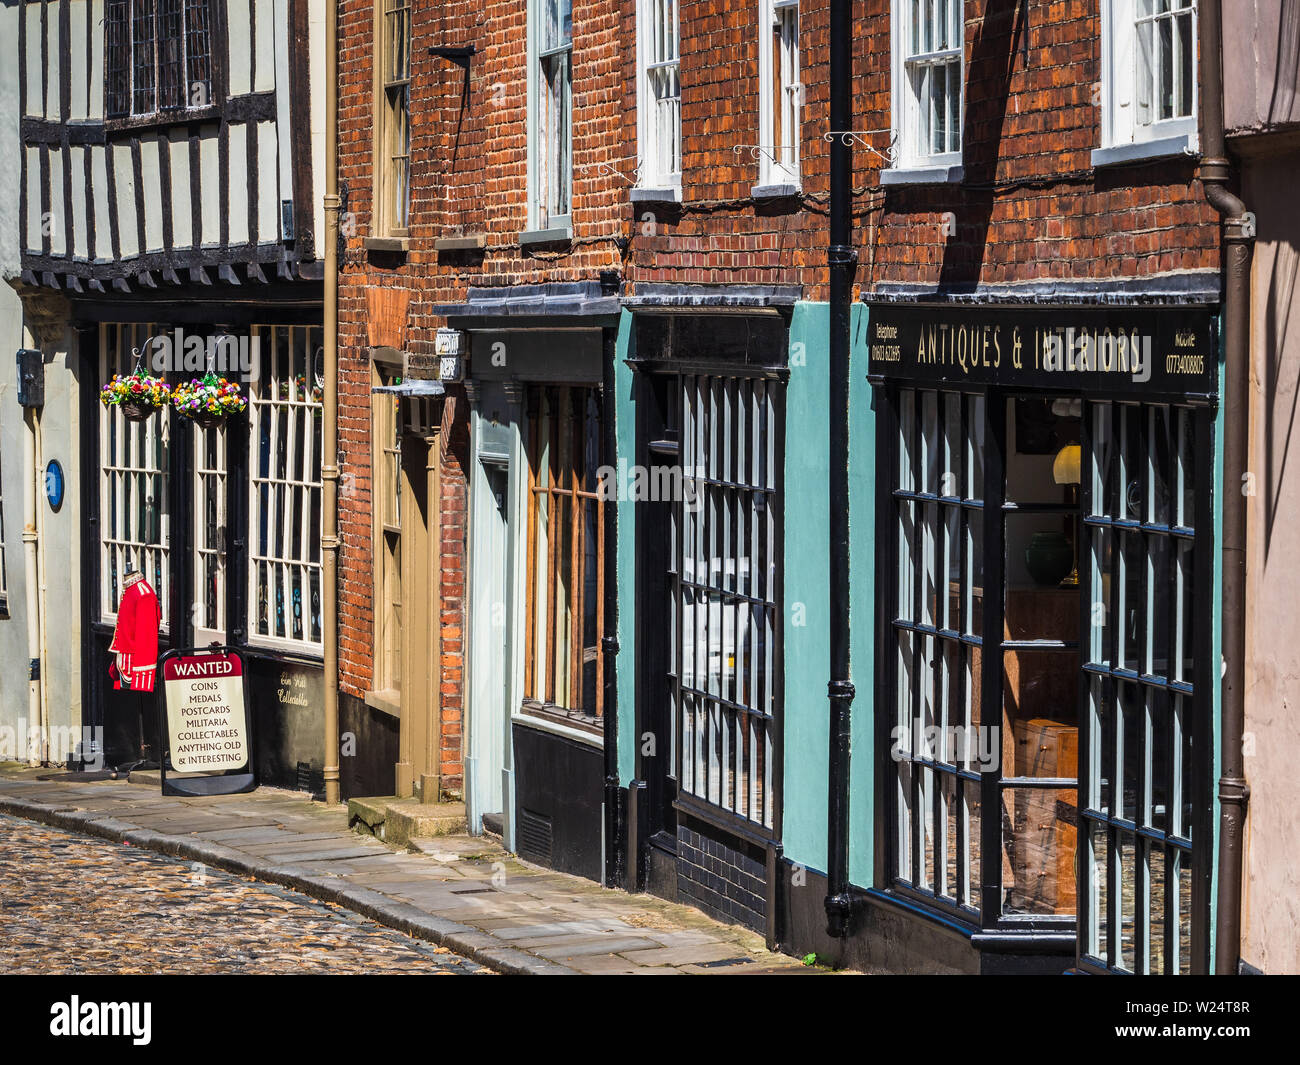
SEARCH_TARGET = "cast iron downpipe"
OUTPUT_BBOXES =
[1199,0,1254,976]
[601,320,623,888]
[321,0,342,806]
[824,0,857,938]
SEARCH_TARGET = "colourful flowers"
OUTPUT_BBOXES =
[99,374,171,410]
[170,373,249,422]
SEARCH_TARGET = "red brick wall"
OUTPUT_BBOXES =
[853,0,1220,291]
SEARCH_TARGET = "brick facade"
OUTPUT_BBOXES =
[337,0,1222,799]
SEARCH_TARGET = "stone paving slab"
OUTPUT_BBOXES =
[0,764,835,976]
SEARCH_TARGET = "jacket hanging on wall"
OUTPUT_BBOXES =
[109,572,160,693]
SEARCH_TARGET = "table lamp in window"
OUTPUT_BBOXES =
[1053,443,1082,588]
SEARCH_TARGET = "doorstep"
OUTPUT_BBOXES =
[347,795,468,846]
[0,765,828,976]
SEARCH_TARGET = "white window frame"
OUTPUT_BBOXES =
[758,0,801,190]
[635,0,681,195]
[888,0,964,181]
[99,322,170,631]
[527,0,573,233]
[1097,0,1198,166]
[246,325,324,654]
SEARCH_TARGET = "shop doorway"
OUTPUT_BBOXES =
[394,428,441,801]
[467,458,510,833]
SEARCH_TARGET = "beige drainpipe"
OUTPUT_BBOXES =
[321,0,341,805]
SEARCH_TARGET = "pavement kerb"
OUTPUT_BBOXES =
[0,792,577,976]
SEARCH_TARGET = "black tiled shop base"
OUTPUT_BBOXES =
[676,817,766,932]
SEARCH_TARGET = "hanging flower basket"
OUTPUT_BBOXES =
[100,374,171,422]
[172,373,249,430]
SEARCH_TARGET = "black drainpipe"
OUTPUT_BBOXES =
[1198,0,1254,976]
[600,307,625,890]
[824,0,858,938]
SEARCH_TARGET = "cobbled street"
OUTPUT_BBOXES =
[0,813,488,975]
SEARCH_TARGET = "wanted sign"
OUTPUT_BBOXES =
[157,648,256,795]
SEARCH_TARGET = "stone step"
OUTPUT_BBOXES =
[347,796,468,847]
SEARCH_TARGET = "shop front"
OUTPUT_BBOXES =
[82,307,327,791]
[454,306,618,883]
[626,310,789,938]
[862,301,1219,975]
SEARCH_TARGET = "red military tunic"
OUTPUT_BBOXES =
[109,572,160,693]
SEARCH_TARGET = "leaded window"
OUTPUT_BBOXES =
[106,0,213,118]
[672,375,780,831]
[523,385,605,726]
[247,326,324,651]
[99,323,170,629]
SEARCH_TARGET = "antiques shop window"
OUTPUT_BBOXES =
[105,0,214,118]
[375,0,412,235]
[891,0,963,170]
[672,374,781,832]
[247,325,324,652]
[523,384,606,730]
[99,322,170,631]
[890,387,985,915]
[1079,400,1210,974]
[637,0,681,189]
[758,0,800,188]
[533,0,572,229]
[883,387,1211,971]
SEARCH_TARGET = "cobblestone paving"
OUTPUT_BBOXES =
[0,814,489,975]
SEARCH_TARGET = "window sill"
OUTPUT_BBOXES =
[518,226,573,247]
[630,186,682,204]
[1091,133,1199,169]
[879,164,965,187]
[364,235,410,254]
[433,233,486,251]
[364,689,401,719]
[751,182,800,200]
[516,700,603,744]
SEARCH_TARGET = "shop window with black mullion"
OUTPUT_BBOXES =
[1078,400,1210,975]
[889,387,986,915]
[673,374,781,833]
